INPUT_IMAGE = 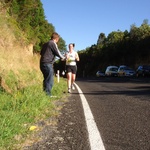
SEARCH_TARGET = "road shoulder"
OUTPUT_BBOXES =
[22,93,90,150]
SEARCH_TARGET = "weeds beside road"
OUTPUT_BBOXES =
[0,73,67,150]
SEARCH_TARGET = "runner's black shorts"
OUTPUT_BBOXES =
[66,65,77,74]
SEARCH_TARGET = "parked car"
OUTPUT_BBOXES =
[136,65,150,77]
[96,71,105,77]
[118,65,136,77]
[105,66,118,76]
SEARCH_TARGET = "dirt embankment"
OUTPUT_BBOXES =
[0,42,41,92]
[0,21,41,92]
[0,4,41,92]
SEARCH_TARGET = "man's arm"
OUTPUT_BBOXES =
[52,42,65,60]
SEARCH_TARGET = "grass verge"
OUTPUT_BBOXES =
[0,70,67,150]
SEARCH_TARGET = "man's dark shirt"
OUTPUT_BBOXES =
[40,40,64,64]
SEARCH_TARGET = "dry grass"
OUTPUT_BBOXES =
[0,44,41,92]
[0,7,41,92]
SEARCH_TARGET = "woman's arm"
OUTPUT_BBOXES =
[75,52,80,61]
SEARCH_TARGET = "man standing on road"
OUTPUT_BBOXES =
[40,32,65,96]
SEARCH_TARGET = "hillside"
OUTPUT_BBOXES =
[0,2,41,92]
[0,2,68,149]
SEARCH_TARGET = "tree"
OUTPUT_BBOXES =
[4,0,66,52]
[130,22,150,41]
[97,33,106,45]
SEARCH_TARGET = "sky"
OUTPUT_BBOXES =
[41,0,150,51]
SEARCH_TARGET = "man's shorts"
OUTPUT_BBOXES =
[66,65,77,74]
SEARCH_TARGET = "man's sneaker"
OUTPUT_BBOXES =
[50,95,57,98]
[71,85,75,90]
[68,88,71,93]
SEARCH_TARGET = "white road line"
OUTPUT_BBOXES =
[74,83,106,150]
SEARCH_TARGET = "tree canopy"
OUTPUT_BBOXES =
[2,0,66,52]
[76,20,150,77]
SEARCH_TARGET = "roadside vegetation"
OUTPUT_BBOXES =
[0,1,68,149]
[0,70,67,149]
[0,0,66,52]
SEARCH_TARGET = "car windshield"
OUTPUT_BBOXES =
[110,68,118,71]
[124,67,132,70]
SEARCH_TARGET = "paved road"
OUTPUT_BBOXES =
[23,77,150,150]
[76,77,150,150]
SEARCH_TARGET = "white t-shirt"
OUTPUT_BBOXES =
[66,51,77,66]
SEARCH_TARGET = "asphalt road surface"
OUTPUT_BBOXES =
[76,77,150,150]
[23,77,150,150]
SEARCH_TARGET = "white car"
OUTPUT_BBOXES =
[105,66,118,76]
[118,65,136,76]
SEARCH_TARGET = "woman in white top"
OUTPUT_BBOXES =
[65,43,79,93]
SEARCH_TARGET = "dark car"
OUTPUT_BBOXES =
[136,65,150,77]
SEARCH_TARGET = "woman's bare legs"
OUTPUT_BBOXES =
[67,72,76,92]
[71,73,76,90]
[67,72,72,92]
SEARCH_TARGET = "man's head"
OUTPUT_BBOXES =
[51,32,60,43]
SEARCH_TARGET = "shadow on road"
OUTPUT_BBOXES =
[74,77,150,101]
